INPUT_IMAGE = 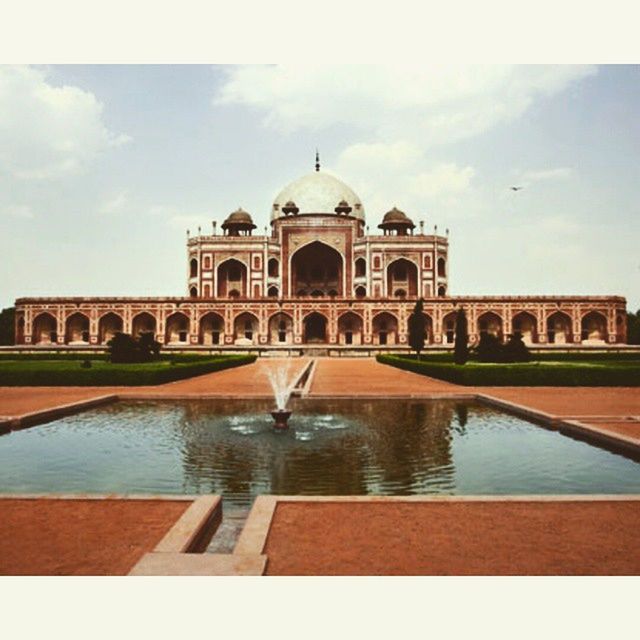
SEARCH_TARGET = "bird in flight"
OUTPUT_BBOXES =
[510,186,523,191]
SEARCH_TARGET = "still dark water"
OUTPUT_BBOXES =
[1,399,639,507]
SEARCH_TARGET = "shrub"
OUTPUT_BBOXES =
[376,354,640,386]
[474,332,531,363]
[475,333,506,362]
[504,332,531,362]
[139,332,161,357]
[107,332,161,363]
[80,359,92,369]
[0,355,257,386]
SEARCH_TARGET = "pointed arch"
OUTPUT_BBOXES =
[581,311,608,343]
[337,311,363,346]
[32,312,57,345]
[165,311,190,345]
[217,258,247,298]
[269,311,293,344]
[199,311,224,345]
[546,311,572,344]
[386,258,418,297]
[442,311,458,345]
[132,312,157,339]
[233,311,259,345]
[290,240,344,297]
[98,312,123,344]
[512,311,538,344]
[372,311,398,345]
[268,258,279,277]
[422,311,434,344]
[303,311,328,343]
[477,311,503,341]
[65,312,90,344]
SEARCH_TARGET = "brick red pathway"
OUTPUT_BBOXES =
[308,357,459,396]
[263,500,640,575]
[0,498,189,575]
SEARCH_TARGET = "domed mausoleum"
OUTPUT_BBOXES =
[271,170,365,222]
[14,155,628,351]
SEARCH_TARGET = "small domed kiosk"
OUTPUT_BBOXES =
[378,207,415,236]
[221,208,256,236]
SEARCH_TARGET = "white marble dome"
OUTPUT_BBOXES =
[271,171,365,222]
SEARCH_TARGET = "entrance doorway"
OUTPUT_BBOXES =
[304,313,327,343]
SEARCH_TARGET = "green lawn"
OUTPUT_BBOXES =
[377,354,640,386]
[0,354,257,386]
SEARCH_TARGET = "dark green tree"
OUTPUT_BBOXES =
[138,331,162,357]
[107,332,161,363]
[408,298,426,359]
[453,307,469,365]
[0,307,16,346]
[627,309,640,344]
[504,332,532,362]
[475,333,505,363]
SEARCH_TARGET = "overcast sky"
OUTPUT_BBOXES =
[1,64,638,310]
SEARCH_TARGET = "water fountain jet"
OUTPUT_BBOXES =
[265,361,295,430]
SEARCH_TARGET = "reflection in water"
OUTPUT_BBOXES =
[177,399,457,500]
[0,398,639,508]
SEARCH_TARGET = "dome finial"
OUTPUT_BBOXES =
[315,149,320,172]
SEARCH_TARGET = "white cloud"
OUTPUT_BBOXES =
[0,65,130,180]
[216,64,596,146]
[334,142,477,224]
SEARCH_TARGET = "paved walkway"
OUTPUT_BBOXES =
[480,387,640,419]
[261,498,640,575]
[308,357,460,396]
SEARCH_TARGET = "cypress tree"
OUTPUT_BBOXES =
[408,298,426,359]
[454,307,469,365]
[0,307,15,345]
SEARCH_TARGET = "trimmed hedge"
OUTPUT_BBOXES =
[377,354,640,386]
[0,352,110,361]
[0,355,257,386]
[0,352,251,363]
[397,351,640,364]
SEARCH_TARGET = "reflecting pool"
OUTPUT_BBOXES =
[1,399,639,507]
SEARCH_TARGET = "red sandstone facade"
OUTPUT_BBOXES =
[13,166,628,349]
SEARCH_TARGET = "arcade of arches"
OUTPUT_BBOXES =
[21,304,621,346]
